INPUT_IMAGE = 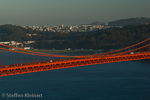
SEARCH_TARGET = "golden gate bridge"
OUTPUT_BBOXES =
[0,38,150,77]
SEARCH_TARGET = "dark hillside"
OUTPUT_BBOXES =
[0,24,150,50]
[108,17,150,26]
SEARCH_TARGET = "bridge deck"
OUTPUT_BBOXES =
[1,52,150,77]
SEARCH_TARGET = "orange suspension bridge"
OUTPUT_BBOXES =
[0,38,150,77]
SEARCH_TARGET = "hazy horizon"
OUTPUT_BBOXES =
[1,0,150,26]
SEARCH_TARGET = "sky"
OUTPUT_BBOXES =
[0,0,150,26]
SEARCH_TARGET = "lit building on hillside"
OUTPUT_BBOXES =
[59,24,64,28]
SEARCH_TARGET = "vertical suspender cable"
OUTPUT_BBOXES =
[26,54,27,63]
[14,52,15,64]
[4,51,5,65]
[10,51,11,65]
[16,53,18,64]
[0,50,1,66]
[7,51,9,65]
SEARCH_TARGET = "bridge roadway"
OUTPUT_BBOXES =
[0,52,150,77]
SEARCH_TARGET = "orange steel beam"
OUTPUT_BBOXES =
[0,38,150,58]
[0,52,150,77]
[0,38,150,77]
[0,47,87,58]
[96,38,150,55]
[101,44,150,57]
[1,42,150,59]
[0,43,88,58]
[87,43,150,58]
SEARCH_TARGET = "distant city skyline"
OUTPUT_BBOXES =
[0,0,150,26]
